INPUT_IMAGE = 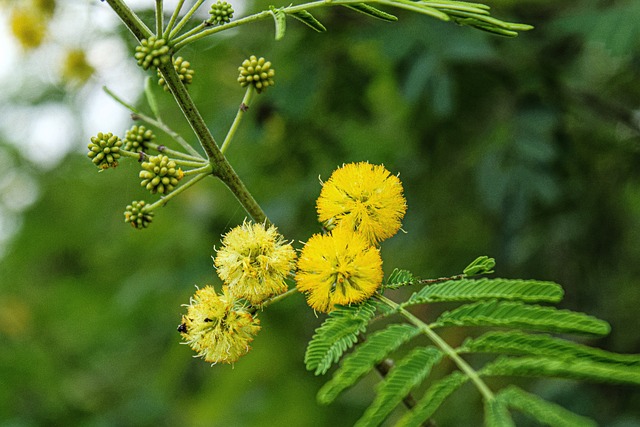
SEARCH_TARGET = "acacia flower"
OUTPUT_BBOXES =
[214,221,297,305]
[179,286,261,365]
[317,162,407,245]
[295,227,383,313]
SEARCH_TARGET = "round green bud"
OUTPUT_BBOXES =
[208,1,234,26]
[134,36,171,70]
[124,125,155,152]
[237,55,275,94]
[124,200,154,229]
[158,57,194,91]
[87,132,123,170]
[139,154,184,195]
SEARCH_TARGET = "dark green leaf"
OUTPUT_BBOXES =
[289,10,327,32]
[341,3,398,22]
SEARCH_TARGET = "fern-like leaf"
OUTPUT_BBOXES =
[484,398,515,427]
[459,331,640,366]
[305,302,377,375]
[354,346,442,427]
[395,371,468,427]
[432,300,610,336]
[288,10,327,32]
[481,356,640,385]
[384,268,416,290]
[496,385,597,427]
[318,323,421,404]
[403,278,564,306]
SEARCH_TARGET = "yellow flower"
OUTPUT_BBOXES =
[179,286,261,365]
[61,49,94,86]
[10,7,47,50]
[317,162,407,245]
[295,227,383,313]
[214,221,297,305]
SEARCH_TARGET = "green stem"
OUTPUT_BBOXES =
[168,0,206,40]
[221,86,255,154]
[105,0,153,41]
[103,85,203,159]
[146,168,212,210]
[163,0,186,39]
[254,288,298,311]
[376,294,495,402]
[147,143,204,162]
[171,22,206,45]
[183,164,213,175]
[155,0,163,35]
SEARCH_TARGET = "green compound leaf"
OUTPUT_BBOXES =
[459,331,640,366]
[342,3,398,22]
[403,278,564,306]
[318,323,420,404]
[355,346,443,427]
[484,398,515,427]
[395,371,468,427]
[432,300,611,336]
[481,356,640,385]
[305,301,377,375]
[384,268,416,290]
[270,7,287,40]
[288,10,327,32]
[496,386,597,427]
[463,255,495,276]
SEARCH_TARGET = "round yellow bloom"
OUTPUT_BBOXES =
[10,8,47,50]
[295,227,384,313]
[214,221,297,305]
[317,162,407,245]
[179,286,261,365]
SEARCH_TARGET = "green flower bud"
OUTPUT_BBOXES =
[87,132,123,170]
[124,125,155,152]
[134,36,171,70]
[124,200,154,229]
[237,55,275,94]
[157,57,194,91]
[208,1,234,25]
[139,154,184,194]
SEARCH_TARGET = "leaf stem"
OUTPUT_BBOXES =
[163,0,186,39]
[146,167,212,210]
[376,294,495,402]
[221,86,255,154]
[147,143,204,162]
[168,0,206,40]
[155,0,163,35]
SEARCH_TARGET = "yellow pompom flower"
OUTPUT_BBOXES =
[179,286,261,365]
[10,8,47,50]
[295,227,384,313]
[317,162,407,245]
[214,221,297,305]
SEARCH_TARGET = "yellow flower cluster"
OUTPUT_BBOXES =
[179,286,260,365]
[214,221,297,304]
[296,162,407,313]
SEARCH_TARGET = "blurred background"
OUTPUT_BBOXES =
[1,0,640,425]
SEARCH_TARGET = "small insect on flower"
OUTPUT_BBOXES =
[317,162,407,246]
[295,227,384,313]
[214,221,297,305]
[179,286,260,365]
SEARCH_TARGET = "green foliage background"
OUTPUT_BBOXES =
[1,0,640,425]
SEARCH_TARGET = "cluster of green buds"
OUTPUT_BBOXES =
[158,57,194,91]
[124,200,154,229]
[237,56,275,94]
[139,154,184,194]
[123,125,155,152]
[134,36,171,70]
[207,1,234,26]
[87,132,123,170]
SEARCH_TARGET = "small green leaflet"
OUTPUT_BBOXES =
[341,4,398,22]
[289,10,327,32]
